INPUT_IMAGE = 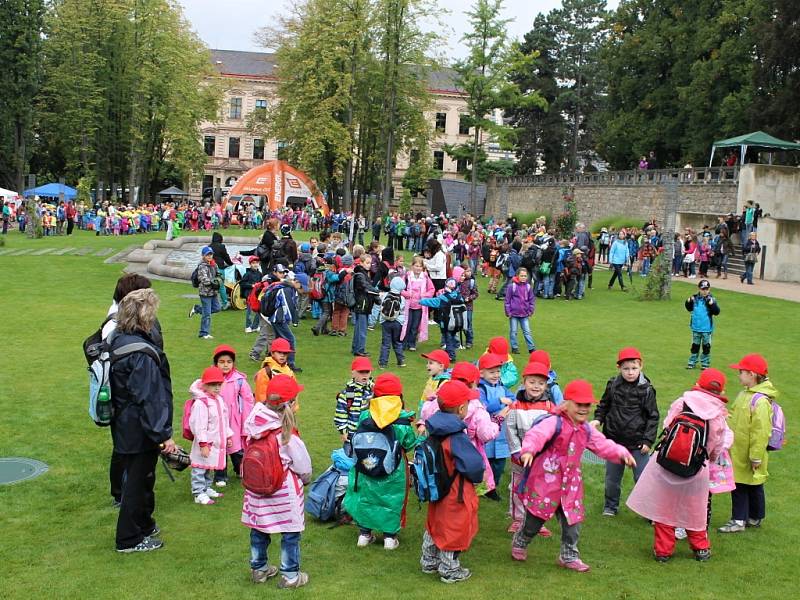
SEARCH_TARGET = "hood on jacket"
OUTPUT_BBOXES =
[190,378,218,401]
[211,232,223,244]
[369,394,403,428]
[680,389,728,420]
[249,402,282,432]
[748,379,779,400]
[426,410,467,436]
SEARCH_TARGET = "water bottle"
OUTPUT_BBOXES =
[97,386,112,422]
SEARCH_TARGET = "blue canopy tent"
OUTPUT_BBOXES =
[23,183,77,200]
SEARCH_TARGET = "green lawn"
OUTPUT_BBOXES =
[1,228,798,599]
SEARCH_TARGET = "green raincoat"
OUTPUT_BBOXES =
[728,380,778,485]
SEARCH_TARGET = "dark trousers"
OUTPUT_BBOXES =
[608,264,625,289]
[403,308,422,349]
[379,320,404,367]
[110,450,126,502]
[214,450,244,482]
[66,218,74,235]
[116,449,159,550]
[314,301,332,333]
[731,482,766,521]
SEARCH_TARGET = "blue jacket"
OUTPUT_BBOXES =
[419,289,463,328]
[507,250,522,277]
[609,239,630,265]
[478,378,511,459]
[685,293,720,332]
[323,269,341,303]
[555,247,570,273]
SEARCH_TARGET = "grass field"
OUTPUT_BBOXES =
[1,228,798,600]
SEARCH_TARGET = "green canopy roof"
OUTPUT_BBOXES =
[712,131,800,151]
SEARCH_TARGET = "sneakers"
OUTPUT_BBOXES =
[685,364,696,370]
[675,527,687,540]
[194,493,216,505]
[311,327,320,336]
[557,557,591,572]
[440,568,471,584]
[602,509,616,517]
[397,362,406,368]
[654,554,671,563]
[188,306,197,318]
[214,480,227,488]
[277,572,309,589]
[746,518,763,528]
[143,525,160,537]
[507,521,521,533]
[249,354,260,362]
[206,487,223,498]
[201,334,214,340]
[511,546,527,561]
[421,566,439,575]
[484,489,501,502]
[408,346,417,352]
[538,526,552,538]
[694,549,711,562]
[718,519,745,533]
[116,536,163,553]
[356,533,376,547]
[383,537,400,550]
[251,566,279,583]
[511,348,520,354]
[245,327,253,334]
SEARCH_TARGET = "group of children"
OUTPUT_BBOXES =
[176,328,781,588]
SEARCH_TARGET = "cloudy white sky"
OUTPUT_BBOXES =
[177,0,619,61]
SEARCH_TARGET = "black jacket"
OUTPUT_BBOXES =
[239,266,262,299]
[594,373,659,451]
[109,330,174,454]
[353,265,379,314]
[210,232,233,269]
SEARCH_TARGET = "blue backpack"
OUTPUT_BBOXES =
[412,435,462,503]
[306,465,347,522]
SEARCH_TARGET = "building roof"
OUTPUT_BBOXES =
[209,48,462,93]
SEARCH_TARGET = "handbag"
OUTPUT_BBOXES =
[682,253,695,264]
[745,251,758,263]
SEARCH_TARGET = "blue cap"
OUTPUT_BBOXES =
[300,243,311,253]
[201,246,213,255]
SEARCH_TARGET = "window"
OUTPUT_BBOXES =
[253,138,265,160]
[228,137,240,158]
[457,158,468,173]
[459,115,470,135]
[433,150,444,171]
[435,112,447,133]
[255,98,267,110]
[277,140,289,160]
[229,97,242,119]
[203,136,215,156]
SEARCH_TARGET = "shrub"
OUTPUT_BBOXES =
[554,187,577,239]
[638,252,672,301]
[590,215,645,234]
[512,211,551,228]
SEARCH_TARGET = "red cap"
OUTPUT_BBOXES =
[201,366,225,385]
[695,368,727,401]
[266,374,304,406]
[437,380,479,408]
[421,349,451,369]
[374,373,403,397]
[617,347,642,364]
[478,353,505,370]
[488,337,510,355]
[728,353,768,376]
[270,338,293,354]
[522,361,549,379]
[527,349,551,369]
[248,255,261,263]
[212,344,236,362]
[563,379,598,404]
[351,357,373,372]
[451,362,480,386]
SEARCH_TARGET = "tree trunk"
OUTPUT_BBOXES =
[471,126,480,215]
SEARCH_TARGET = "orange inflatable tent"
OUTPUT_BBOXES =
[226,160,330,215]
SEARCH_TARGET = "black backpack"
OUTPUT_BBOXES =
[259,285,280,318]
[521,246,541,273]
[655,403,708,477]
[380,292,402,321]
[445,300,467,332]
[270,239,288,265]
[190,267,200,288]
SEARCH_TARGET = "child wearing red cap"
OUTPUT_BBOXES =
[417,349,451,430]
[420,381,486,584]
[343,373,418,550]
[513,380,635,571]
[484,337,520,389]
[627,369,732,561]
[527,350,563,405]
[243,374,311,588]
[590,347,659,517]
[333,357,375,443]
[719,354,779,533]
[254,338,296,403]
[478,352,515,501]
[212,345,255,488]
[188,367,233,505]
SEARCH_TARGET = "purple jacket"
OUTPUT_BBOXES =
[504,279,535,318]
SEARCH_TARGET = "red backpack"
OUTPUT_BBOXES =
[247,282,266,312]
[655,403,708,477]
[241,429,287,495]
[181,397,201,441]
[309,271,326,300]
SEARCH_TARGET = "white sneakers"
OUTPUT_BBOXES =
[201,334,214,340]
[383,537,400,550]
[356,534,376,547]
[214,480,227,488]
[194,493,215,505]
[206,488,223,499]
[245,327,253,333]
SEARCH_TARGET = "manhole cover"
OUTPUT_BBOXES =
[0,457,49,485]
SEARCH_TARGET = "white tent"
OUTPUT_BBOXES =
[0,187,22,205]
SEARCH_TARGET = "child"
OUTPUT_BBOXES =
[456,262,479,349]
[419,278,465,362]
[188,246,221,339]
[263,269,300,370]
[485,337,520,390]
[401,255,434,351]
[718,353,779,533]
[527,350,563,404]
[417,349,451,430]
[626,369,731,561]
[189,366,233,505]
[477,352,514,501]
[242,375,311,588]
[241,256,263,333]
[254,338,296,403]
[420,380,486,584]
[591,347,659,516]
[685,279,720,369]
[211,345,255,487]
[504,267,536,353]
[333,357,374,443]
[512,380,636,570]
[506,361,556,534]
[343,373,417,550]
[378,277,406,369]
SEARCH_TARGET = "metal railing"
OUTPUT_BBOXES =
[501,166,739,187]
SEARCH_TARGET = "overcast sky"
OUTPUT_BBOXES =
[177,0,619,61]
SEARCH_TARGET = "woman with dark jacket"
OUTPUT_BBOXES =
[210,232,233,270]
[109,288,175,553]
[351,254,380,357]
[241,217,279,273]
[741,231,761,285]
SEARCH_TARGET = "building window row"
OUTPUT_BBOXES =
[204,135,265,159]
[227,96,268,120]
[433,112,472,135]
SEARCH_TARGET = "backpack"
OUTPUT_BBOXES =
[247,282,265,312]
[412,435,462,503]
[445,300,467,332]
[380,292,402,321]
[655,403,708,477]
[306,465,348,522]
[351,416,410,485]
[270,239,288,265]
[495,252,509,274]
[191,267,200,288]
[309,271,326,301]
[751,393,785,451]
[521,246,541,273]
[334,272,356,308]
[181,397,200,441]
[259,285,279,318]
[241,429,288,495]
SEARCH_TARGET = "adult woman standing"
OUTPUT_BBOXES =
[110,289,175,553]
[741,232,761,285]
[423,238,448,328]
[607,231,630,292]
[241,217,279,273]
[714,229,734,279]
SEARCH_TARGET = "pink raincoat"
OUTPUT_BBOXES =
[626,389,729,530]
[519,413,633,525]
[400,270,434,343]
[241,403,312,533]
[219,368,255,454]
[188,380,233,470]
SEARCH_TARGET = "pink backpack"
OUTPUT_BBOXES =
[751,393,785,451]
[182,397,199,441]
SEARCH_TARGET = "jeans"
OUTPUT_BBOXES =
[443,329,459,361]
[509,317,535,352]
[497,276,510,299]
[250,529,301,579]
[271,321,297,368]
[608,264,625,289]
[603,448,650,513]
[743,261,755,284]
[368,302,380,328]
[641,257,651,276]
[403,309,422,349]
[115,449,159,550]
[576,274,586,299]
[543,273,555,297]
[191,467,214,496]
[218,283,229,308]
[314,301,332,333]
[196,295,221,337]
[351,312,368,354]
[470,258,478,274]
[245,306,260,330]
[463,309,474,345]
[731,482,765,521]
[379,320,405,366]
[513,507,581,562]
[214,451,243,482]
[716,254,728,275]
